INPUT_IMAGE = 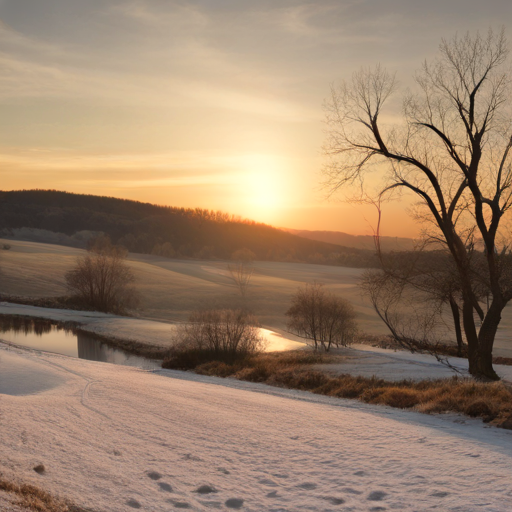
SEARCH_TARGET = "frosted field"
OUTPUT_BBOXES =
[2,238,512,357]
[1,345,512,512]
[0,239,377,330]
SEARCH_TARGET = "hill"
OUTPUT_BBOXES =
[284,228,416,252]
[0,190,377,267]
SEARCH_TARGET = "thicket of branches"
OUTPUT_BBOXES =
[164,309,265,367]
[286,283,357,351]
[325,28,512,379]
[360,249,492,358]
[65,236,139,314]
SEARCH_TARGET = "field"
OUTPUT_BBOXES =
[3,238,512,358]
[2,241,512,512]
[0,238,377,331]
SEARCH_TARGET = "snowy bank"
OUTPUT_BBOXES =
[1,345,512,512]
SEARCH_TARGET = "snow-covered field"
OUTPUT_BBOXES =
[1,344,512,512]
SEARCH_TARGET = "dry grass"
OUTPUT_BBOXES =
[166,351,512,425]
[0,476,90,512]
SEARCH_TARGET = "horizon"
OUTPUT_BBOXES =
[1,187,418,240]
[1,1,511,237]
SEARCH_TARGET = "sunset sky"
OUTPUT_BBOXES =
[1,1,511,236]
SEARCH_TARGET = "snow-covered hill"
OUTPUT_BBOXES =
[1,346,511,512]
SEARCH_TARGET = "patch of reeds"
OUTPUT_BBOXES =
[164,350,512,425]
[0,476,90,512]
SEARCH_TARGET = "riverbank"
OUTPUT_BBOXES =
[0,303,306,360]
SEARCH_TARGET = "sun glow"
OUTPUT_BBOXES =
[238,154,286,220]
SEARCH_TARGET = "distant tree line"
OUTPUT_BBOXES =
[0,190,378,268]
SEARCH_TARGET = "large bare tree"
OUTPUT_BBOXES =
[324,29,512,379]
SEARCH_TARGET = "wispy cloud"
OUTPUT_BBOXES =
[1,0,511,231]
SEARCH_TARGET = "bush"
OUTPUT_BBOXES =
[65,237,139,314]
[163,309,265,368]
[286,283,357,351]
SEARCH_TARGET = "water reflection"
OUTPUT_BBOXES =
[0,315,160,370]
[77,332,160,370]
[0,315,62,336]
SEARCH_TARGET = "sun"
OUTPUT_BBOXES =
[240,154,284,215]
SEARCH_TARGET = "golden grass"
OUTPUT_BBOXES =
[0,476,89,512]
[170,351,512,424]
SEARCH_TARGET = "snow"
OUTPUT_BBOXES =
[1,344,512,512]
[317,344,512,382]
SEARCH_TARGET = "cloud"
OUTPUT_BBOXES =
[108,0,209,29]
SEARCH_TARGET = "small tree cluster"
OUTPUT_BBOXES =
[65,236,139,314]
[167,309,265,366]
[286,283,357,351]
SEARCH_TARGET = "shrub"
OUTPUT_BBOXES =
[65,237,139,314]
[163,309,265,367]
[286,283,357,351]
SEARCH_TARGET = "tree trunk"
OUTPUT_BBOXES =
[476,302,502,381]
[461,297,480,376]
[448,297,464,357]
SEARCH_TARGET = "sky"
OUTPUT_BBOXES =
[1,1,511,236]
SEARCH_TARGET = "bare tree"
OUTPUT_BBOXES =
[324,29,512,379]
[65,237,139,314]
[173,309,264,363]
[227,248,256,297]
[286,283,357,351]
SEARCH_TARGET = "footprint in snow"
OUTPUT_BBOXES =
[198,500,222,508]
[322,497,345,505]
[147,471,162,480]
[217,467,230,474]
[353,470,366,477]
[126,498,142,509]
[158,482,173,492]
[225,498,244,509]
[33,464,46,475]
[258,478,278,486]
[343,488,363,495]
[296,482,317,490]
[183,453,202,461]
[195,485,217,494]
[367,491,387,501]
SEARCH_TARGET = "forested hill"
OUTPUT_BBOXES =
[0,190,377,267]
